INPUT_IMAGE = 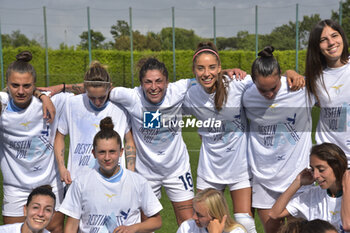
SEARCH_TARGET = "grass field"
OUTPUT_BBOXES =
[0,107,320,233]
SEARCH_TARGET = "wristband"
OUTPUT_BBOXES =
[38,93,45,100]
[62,82,66,93]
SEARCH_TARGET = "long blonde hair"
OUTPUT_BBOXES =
[194,188,246,232]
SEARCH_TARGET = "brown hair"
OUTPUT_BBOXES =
[305,19,349,105]
[93,117,122,150]
[310,142,347,187]
[251,46,281,82]
[6,51,36,82]
[193,41,227,111]
[84,61,111,89]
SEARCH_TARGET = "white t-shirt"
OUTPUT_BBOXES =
[0,222,50,233]
[183,77,251,184]
[59,167,162,233]
[109,79,194,180]
[286,186,344,232]
[315,61,350,165]
[242,76,314,192]
[57,94,130,180]
[0,93,68,193]
[177,219,246,233]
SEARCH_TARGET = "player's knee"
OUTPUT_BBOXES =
[234,213,257,233]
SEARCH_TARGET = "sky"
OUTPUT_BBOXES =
[0,0,341,49]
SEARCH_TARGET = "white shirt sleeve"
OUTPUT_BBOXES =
[286,189,311,219]
[59,180,82,219]
[140,178,163,217]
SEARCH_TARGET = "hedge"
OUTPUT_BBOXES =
[1,47,306,88]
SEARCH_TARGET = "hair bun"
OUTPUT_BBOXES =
[16,51,32,62]
[99,117,114,131]
[258,46,275,58]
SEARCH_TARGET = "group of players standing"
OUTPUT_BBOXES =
[0,18,349,233]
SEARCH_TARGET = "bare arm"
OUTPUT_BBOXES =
[124,130,136,171]
[37,83,85,96]
[113,213,162,233]
[64,216,79,233]
[341,170,350,231]
[269,168,314,219]
[33,89,56,123]
[283,70,305,91]
[54,130,72,185]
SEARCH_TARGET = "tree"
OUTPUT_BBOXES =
[110,20,130,39]
[159,27,202,50]
[332,0,350,38]
[79,30,106,50]
[1,30,40,48]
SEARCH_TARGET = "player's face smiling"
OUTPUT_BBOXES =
[86,86,109,108]
[7,71,35,109]
[23,195,55,233]
[310,154,338,194]
[320,25,344,68]
[193,53,221,93]
[93,138,123,178]
[254,71,281,100]
[141,70,168,104]
[192,201,212,228]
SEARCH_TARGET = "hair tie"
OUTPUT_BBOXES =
[193,48,220,62]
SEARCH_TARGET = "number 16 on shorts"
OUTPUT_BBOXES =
[179,172,194,191]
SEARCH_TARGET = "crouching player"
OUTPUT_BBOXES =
[59,117,162,233]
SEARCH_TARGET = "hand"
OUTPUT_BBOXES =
[113,225,137,233]
[285,70,305,91]
[207,215,227,233]
[41,95,56,124]
[297,168,314,186]
[37,84,64,97]
[59,167,72,185]
[342,170,350,188]
[222,68,247,80]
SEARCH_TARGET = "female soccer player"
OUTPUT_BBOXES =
[41,58,247,225]
[0,51,69,233]
[184,42,255,233]
[304,19,350,166]
[0,185,56,233]
[59,117,162,233]
[54,61,135,186]
[177,188,246,233]
[242,46,314,233]
[270,142,350,232]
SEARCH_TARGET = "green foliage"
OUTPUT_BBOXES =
[0,48,307,89]
[332,0,350,37]
[79,29,106,50]
[1,30,41,48]
[110,20,130,39]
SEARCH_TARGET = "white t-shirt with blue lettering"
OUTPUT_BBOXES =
[0,93,68,193]
[183,77,251,184]
[242,76,314,192]
[57,94,130,180]
[109,79,194,180]
[59,167,162,233]
[315,61,350,166]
